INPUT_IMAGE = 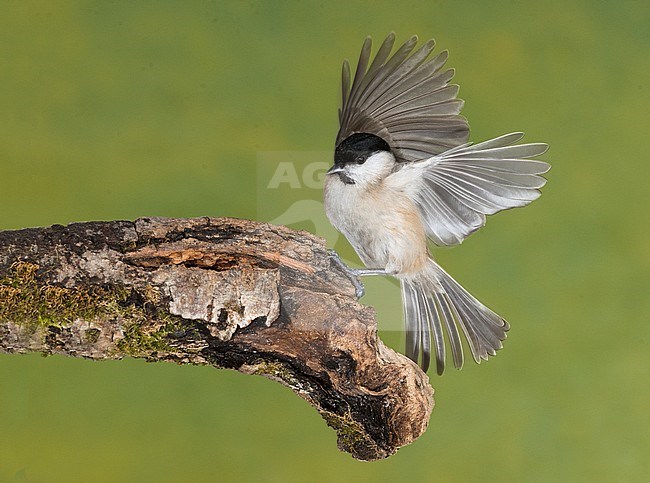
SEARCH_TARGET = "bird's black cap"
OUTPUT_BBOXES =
[334,133,391,167]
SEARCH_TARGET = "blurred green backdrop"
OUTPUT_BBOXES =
[0,1,648,481]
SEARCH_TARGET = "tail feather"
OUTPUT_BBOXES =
[402,281,420,365]
[437,291,464,369]
[400,259,509,374]
[417,289,434,374]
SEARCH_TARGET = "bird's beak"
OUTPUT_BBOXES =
[327,165,344,175]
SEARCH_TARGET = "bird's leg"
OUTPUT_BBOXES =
[353,268,389,276]
[327,249,388,299]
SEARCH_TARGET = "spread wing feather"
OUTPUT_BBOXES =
[337,33,469,160]
[410,133,550,246]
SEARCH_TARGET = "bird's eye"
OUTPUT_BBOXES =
[355,156,364,163]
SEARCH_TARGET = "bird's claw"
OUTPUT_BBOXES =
[327,249,365,299]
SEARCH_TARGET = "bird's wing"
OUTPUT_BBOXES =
[394,132,550,246]
[337,33,469,160]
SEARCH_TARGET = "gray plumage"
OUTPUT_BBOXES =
[337,33,469,161]
[327,33,550,374]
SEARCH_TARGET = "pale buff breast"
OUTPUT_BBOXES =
[324,176,429,274]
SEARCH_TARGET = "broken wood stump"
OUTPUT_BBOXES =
[0,217,433,460]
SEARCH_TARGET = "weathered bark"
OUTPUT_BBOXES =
[0,217,433,460]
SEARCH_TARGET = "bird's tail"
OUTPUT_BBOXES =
[400,259,509,374]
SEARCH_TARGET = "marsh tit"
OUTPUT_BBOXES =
[324,33,550,374]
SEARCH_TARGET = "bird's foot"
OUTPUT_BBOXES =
[327,250,389,299]
[327,249,366,299]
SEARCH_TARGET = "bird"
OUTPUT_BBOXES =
[323,33,550,375]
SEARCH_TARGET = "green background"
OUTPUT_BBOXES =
[0,1,648,481]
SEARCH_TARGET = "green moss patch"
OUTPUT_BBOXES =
[0,261,105,329]
[321,410,372,456]
[0,261,188,356]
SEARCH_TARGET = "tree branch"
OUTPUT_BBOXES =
[0,217,433,460]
